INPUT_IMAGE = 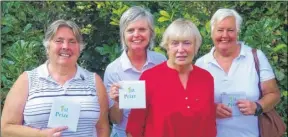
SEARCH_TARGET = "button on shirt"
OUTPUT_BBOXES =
[195,42,275,137]
[126,62,216,137]
[103,50,166,136]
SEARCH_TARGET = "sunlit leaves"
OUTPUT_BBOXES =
[160,10,170,18]
[158,10,171,23]
[110,4,129,26]
[273,44,287,53]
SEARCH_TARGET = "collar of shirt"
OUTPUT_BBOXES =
[203,41,248,65]
[120,50,155,71]
[37,61,88,81]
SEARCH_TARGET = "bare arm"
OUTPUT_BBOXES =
[258,78,281,112]
[95,74,110,137]
[256,50,281,112]
[237,78,281,115]
[1,72,67,137]
[1,72,43,137]
[109,101,123,124]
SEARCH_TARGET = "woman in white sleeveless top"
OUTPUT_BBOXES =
[1,20,110,137]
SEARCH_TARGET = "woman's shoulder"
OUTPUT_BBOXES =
[148,50,167,62]
[143,62,167,75]
[105,56,122,70]
[193,65,213,79]
[239,42,269,61]
[102,56,123,77]
[195,52,212,69]
[25,63,47,78]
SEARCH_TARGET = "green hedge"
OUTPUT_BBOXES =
[1,1,287,136]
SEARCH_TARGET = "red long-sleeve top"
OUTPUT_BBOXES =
[126,62,216,137]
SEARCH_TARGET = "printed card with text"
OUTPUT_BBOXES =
[47,98,81,132]
[221,92,246,116]
[119,81,146,109]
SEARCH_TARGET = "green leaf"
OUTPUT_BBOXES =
[111,18,119,22]
[95,47,104,55]
[275,70,285,81]
[2,14,18,26]
[158,17,169,23]
[18,11,26,22]
[120,5,129,15]
[110,21,118,26]
[1,26,12,34]
[23,23,32,32]
[155,26,161,34]
[247,2,255,6]
[273,44,287,53]
[112,8,119,15]
[159,10,170,18]
[282,91,288,97]
[205,21,211,33]
[240,1,247,6]
[153,46,166,55]
[77,6,85,10]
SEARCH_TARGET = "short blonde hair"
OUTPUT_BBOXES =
[160,18,202,55]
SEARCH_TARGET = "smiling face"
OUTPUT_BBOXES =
[212,16,238,52]
[124,18,151,52]
[47,26,80,66]
[167,38,195,67]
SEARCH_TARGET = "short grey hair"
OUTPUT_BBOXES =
[160,18,202,56]
[119,6,155,50]
[210,8,243,33]
[43,19,85,52]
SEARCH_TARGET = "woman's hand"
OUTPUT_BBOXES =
[215,103,232,118]
[127,133,133,137]
[40,126,68,137]
[237,99,257,115]
[109,83,121,102]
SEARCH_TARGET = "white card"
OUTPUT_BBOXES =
[119,81,146,109]
[47,98,81,132]
[221,92,246,116]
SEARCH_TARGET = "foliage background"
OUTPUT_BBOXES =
[1,1,287,136]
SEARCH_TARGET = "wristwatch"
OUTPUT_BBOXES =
[254,102,263,116]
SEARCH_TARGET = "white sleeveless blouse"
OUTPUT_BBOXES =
[23,63,99,137]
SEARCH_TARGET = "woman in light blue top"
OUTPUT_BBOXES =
[195,8,281,137]
[1,20,110,137]
[104,6,166,137]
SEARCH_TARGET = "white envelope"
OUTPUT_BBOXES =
[119,81,146,109]
[47,98,81,132]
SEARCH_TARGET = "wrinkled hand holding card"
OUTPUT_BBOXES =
[221,92,246,116]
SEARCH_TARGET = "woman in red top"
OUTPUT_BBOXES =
[126,18,217,137]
